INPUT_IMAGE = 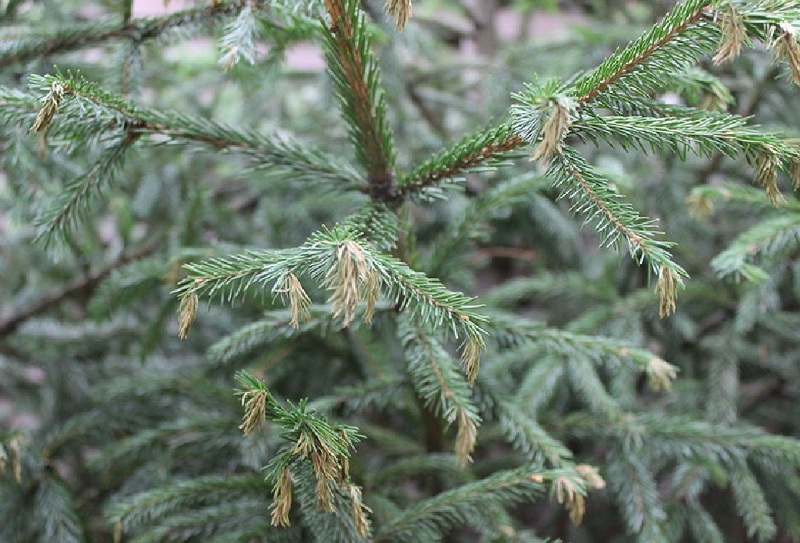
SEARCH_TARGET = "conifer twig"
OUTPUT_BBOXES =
[0,241,157,337]
[0,0,251,66]
[399,1,720,201]
[24,74,358,189]
[695,65,780,186]
[398,124,523,200]
[322,0,396,203]
[573,0,713,107]
[374,466,582,542]
[400,316,480,464]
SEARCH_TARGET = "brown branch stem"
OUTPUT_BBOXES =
[558,151,643,250]
[577,4,711,107]
[324,0,395,201]
[397,133,523,200]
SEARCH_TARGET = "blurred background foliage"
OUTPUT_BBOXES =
[2,0,800,542]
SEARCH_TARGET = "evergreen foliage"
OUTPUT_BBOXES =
[2,0,800,541]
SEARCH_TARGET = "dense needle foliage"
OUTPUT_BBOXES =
[2,0,800,542]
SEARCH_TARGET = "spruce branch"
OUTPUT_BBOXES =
[711,213,800,282]
[177,244,312,305]
[399,315,481,464]
[695,64,783,185]
[565,355,625,420]
[0,87,39,128]
[485,311,678,390]
[20,71,364,240]
[118,501,272,543]
[729,459,777,542]
[178,224,488,359]
[0,242,156,337]
[572,112,800,165]
[394,0,800,318]
[24,72,363,189]
[34,130,138,244]
[550,147,686,302]
[369,248,488,350]
[374,466,581,543]
[0,0,255,66]
[322,0,396,202]
[384,0,412,30]
[475,377,572,465]
[397,123,523,201]
[107,475,267,534]
[513,357,566,416]
[218,2,260,72]
[606,452,668,542]
[235,371,366,532]
[565,413,800,467]
[417,0,725,184]
[206,306,342,367]
[572,0,716,107]
[31,476,86,543]
[401,0,799,202]
[338,203,400,251]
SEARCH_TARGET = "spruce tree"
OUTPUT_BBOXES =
[2,0,800,542]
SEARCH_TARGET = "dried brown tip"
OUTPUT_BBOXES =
[532,98,571,164]
[386,0,412,30]
[177,290,198,340]
[348,484,373,538]
[756,152,781,204]
[325,241,380,327]
[270,468,293,527]
[238,389,267,435]
[9,437,22,483]
[459,334,484,385]
[316,475,335,512]
[687,191,715,219]
[792,159,800,190]
[655,266,684,318]
[713,5,746,65]
[551,476,585,525]
[276,273,312,328]
[31,81,66,133]
[774,21,800,86]
[310,448,338,511]
[575,464,606,490]
[647,357,678,392]
[363,269,380,324]
[455,408,478,466]
[219,46,239,72]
